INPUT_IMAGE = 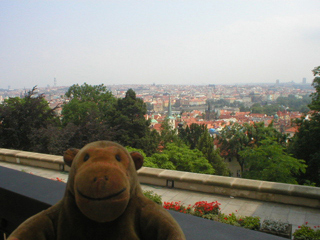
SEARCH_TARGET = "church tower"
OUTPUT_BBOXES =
[167,94,176,129]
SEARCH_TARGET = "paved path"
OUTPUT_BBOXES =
[1,161,320,236]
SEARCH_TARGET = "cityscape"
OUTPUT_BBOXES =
[0,79,314,133]
[0,79,315,176]
[1,78,320,239]
[1,1,320,239]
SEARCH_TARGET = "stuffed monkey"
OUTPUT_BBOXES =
[8,141,185,240]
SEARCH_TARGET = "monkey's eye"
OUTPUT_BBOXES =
[83,154,90,162]
[115,154,121,162]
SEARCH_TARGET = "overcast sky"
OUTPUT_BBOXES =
[1,1,320,89]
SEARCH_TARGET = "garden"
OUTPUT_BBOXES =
[144,190,320,240]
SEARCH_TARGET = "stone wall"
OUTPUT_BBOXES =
[1,148,319,208]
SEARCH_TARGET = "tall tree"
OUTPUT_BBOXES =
[110,89,154,153]
[217,122,250,175]
[62,83,115,126]
[309,66,320,111]
[245,122,287,148]
[179,123,207,149]
[58,83,118,152]
[289,66,320,186]
[0,87,58,151]
[217,121,286,175]
[159,119,180,149]
[196,130,229,176]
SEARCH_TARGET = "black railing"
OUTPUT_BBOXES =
[0,166,287,240]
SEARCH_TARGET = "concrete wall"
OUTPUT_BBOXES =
[1,148,319,208]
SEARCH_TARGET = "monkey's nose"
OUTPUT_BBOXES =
[93,176,108,182]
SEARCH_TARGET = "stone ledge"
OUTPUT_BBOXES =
[1,149,320,208]
[137,167,320,208]
[0,148,66,171]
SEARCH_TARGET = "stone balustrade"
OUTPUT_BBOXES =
[1,148,319,208]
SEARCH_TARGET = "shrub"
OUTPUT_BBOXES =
[143,190,162,205]
[240,216,261,230]
[202,213,221,221]
[163,201,192,214]
[293,223,320,240]
[219,213,242,227]
[261,219,290,234]
[192,201,221,217]
[202,212,260,230]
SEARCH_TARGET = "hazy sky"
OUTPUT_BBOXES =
[1,1,320,89]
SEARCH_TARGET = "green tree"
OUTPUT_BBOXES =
[217,122,250,175]
[263,104,281,116]
[251,103,264,114]
[196,130,229,176]
[239,138,306,184]
[309,66,320,111]
[57,83,118,153]
[146,142,215,174]
[110,89,156,154]
[217,121,287,176]
[29,111,118,155]
[136,128,161,156]
[239,104,250,112]
[179,123,207,149]
[289,66,320,186]
[62,83,115,126]
[0,87,58,151]
[276,95,311,113]
[245,121,287,147]
[159,119,180,149]
[145,153,176,170]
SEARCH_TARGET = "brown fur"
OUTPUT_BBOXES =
[8,141,185,240]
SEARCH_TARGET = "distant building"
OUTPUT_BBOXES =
[166,95,176,129]
[302,78,307,84]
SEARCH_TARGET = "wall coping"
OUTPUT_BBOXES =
[1,148,319,208]
[137,167,320,200]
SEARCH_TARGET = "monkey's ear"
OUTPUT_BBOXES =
[130,152,144,170]
[63,148,79,167]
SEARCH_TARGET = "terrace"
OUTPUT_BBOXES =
[1,149,320,239]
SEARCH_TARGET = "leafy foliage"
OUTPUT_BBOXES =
[0,87,58,151]
[110,89,157,155]
[196,130,229,176]
[289,66,320,186]
[251,95,311,115]
[192,201,221,217]
[159,119,180,149]
[276,95,311,113]
[29,116,117,155]
[146,142,215,174]
[143,190,162,205]
[178,123,207,149]
[293,223,320,240]
[217,121,287,176]
[217,122,250,174]
[309,66,320,111]
[239,138,306,183]
[261,219,291,234]
[62,83,115,126]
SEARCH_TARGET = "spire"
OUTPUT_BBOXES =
[166,94,176,130]
[168,94,173,118]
